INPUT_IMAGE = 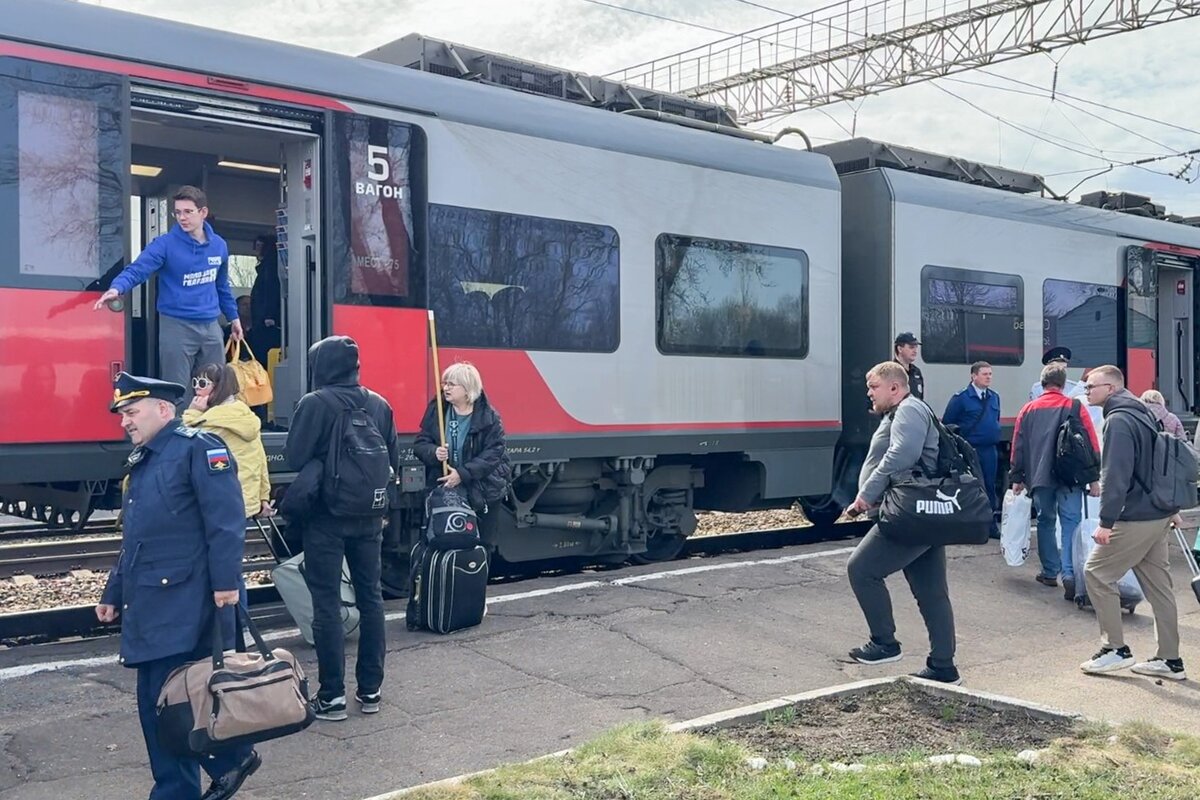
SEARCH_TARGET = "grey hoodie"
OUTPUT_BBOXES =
[1098,389,1167,527]
[858,395,940,505]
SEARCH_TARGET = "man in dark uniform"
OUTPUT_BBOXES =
[893,332,925,400]
[96,374,261,800]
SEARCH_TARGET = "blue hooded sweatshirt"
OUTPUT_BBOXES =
[110,222,237,323]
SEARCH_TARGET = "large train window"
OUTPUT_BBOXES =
[655,234,808,358]
[0,59,128,290]
[920,266,1023,365]
[428,205,619,353]
[327,114,425,307]
[1043,279,1119,366]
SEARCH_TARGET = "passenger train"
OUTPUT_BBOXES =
[2,0,1199,585]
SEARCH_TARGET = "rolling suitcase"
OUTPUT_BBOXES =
[1072,519,1142,614]
[254,518,360,645]
[405,541,488,634]
[1174,524,1200,607]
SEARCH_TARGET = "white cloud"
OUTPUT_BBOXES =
[86,0,1200,214]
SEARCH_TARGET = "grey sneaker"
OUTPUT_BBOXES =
[356,691,382,714]
[1131,658,1187,681]
[1080,646,1134,675]
[312,696,348,721]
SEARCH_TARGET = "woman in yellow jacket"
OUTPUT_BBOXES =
[183,363,273,519]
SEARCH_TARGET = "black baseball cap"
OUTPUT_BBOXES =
[894,332,920,346]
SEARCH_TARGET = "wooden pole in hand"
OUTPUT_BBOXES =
[428,310,449,476]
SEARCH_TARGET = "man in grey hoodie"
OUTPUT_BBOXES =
[1079,365,1186,680]
[845,361,962,684]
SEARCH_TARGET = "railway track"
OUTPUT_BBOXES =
[0,534,278,580]
[0,521,869,647]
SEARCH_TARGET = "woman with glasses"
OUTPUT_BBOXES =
[183,364,273,521]
[413,362,511,541]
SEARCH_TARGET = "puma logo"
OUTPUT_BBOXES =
[935,488,962,512]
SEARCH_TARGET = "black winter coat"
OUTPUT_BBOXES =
[414,392,510,511]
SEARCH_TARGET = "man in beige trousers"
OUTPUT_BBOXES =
[1080,365,1186,680]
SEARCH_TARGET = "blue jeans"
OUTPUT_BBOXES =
[1031,486,1083,580]
[302,515,386,702]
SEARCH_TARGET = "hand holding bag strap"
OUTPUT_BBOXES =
[211,603,277,669]
[236,602,276,661]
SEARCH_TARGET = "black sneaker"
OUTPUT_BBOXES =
[312,696,347,721]
[1063,577,1076,602]
[849,640,902,665]
[911,663,962,685]
[356,691,381,714]
[1035,574,1058,587]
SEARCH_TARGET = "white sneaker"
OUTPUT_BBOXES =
[1080,647,1134,674]
[1131,658,1187,681]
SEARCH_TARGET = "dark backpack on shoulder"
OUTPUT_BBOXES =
[318,389,391,517]
[1110,408,1200,514]
[1053,399,1101,488]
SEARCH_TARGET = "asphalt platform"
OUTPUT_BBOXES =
[2,534,1199,799]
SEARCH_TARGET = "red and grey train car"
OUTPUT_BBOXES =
[0,0,842,567]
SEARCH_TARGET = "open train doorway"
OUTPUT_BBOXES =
[1124,245,1199,424]
[122,88,323,433]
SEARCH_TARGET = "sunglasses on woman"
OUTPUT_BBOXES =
[192,377,213,390]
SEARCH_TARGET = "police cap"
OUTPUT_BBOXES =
[111,372,185,412]
[1042,346,1072,366]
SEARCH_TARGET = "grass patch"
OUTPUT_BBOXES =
[400,717,1200,800]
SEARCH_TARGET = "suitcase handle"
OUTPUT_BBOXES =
[252,517,292,564]
[1173,525,1200,578]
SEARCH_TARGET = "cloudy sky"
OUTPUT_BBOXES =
[85,0,1200,215]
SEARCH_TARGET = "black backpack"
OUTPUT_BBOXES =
[1052,399,1100,488]
[318,389,392,517]
[423,485,481,550]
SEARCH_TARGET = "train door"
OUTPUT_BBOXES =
[0,59,129,445]
[1124,245,1198,417]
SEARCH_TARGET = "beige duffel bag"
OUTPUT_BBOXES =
[157,604,314,757]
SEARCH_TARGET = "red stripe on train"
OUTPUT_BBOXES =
[0,41,351,111]
[333,305,839,436]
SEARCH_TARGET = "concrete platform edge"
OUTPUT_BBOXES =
[364,675,1083,798]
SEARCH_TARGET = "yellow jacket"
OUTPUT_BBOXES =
[183,401,270,517]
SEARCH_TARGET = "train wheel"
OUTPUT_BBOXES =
[629,531,687,564]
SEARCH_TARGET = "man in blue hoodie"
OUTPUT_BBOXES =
[94,186,241,403]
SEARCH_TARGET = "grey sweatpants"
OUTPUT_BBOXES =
[159,314,224,406]
[1084,517,1180,659]
[847,525,957,668]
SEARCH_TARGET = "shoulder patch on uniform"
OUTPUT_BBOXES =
[174,426,200,438]
[206,447,231,473]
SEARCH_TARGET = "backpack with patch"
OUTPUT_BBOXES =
[423,485,481,551]
[318,389,392,517]
[1111,408,1200,514]
[1053,399,1101,488]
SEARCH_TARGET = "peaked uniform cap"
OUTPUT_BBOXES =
[111,372,185,412]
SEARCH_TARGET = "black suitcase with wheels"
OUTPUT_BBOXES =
[405,541,488,634]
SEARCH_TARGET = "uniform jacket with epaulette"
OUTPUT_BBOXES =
[101,420,246,666]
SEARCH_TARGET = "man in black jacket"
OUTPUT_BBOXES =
[284,335,399,720]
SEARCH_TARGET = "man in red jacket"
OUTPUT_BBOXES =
[1011,362,1101,597]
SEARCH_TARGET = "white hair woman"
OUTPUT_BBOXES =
[413,362,512,535]
[1139,390,1189,441]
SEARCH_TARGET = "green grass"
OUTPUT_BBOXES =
[401,719,1200,800]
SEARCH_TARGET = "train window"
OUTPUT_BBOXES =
[327,114,425,307]
[1043,279,1120,366]
[655,234,808,358]
[0,60,127,290]
[920,266,1023,365]
[428,205,620,353]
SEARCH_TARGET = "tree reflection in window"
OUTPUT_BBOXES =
[921,266,1023,365]
[656,234,808,358]
[429,205,619,352]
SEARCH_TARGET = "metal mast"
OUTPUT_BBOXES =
[607,0,1200,122]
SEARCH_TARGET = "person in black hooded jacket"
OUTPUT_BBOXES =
[283,335,398,722]
[414,362,511,539]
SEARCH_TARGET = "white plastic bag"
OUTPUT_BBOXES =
[1000,489,1033,566]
